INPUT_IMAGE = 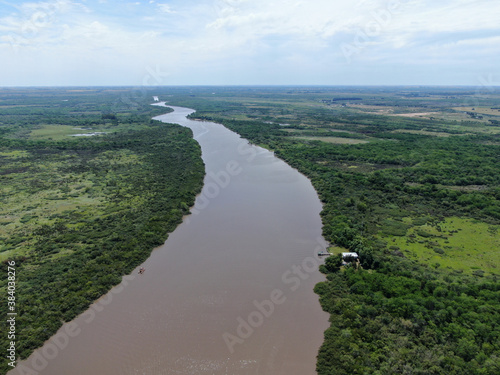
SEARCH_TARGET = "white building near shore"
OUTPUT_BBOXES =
[342,252,359,265]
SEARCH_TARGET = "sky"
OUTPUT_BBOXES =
[0,0,499,86]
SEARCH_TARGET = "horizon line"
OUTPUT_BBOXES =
[1,84,498,89]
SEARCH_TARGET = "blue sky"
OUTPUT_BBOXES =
[0,0,499,86]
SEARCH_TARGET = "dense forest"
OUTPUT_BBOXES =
[0,89,205,375]
[2,86,499,374]
[158,86,500,374]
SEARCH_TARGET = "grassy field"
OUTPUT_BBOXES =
[382,217,500,275]
[166,86,499,374]
[0,148,142,262]
[166,85,500,275]
[116,86,500,375]
[454,106,500,116]
[28,124,109,140]
[293,136,369,144]
[391,129,459,137]
[2,86,495,375]
[0,89,206,374]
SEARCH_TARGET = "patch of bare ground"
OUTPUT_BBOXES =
[389,112,439,118]
[347,104,394,114]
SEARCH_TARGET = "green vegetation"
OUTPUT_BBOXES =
[155,86,500,374]
[314,262,500,374]
[293,136,369,145]
[0,88,204,375]
[27,124,107,140]
[390,217,500,275]
[1,86,499,374]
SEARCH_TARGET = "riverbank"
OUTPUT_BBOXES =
[8,104,329,375]
[1,92,204,375]
[165,86,499,374]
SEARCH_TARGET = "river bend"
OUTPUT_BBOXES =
[10,105,329,375]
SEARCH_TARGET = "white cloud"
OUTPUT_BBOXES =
[205,0,500,50]
[0,0,499,85]
[157,3,175,13]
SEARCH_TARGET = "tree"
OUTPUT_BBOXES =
[324,254,343,273]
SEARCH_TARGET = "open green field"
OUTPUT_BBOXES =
[153,85,500,375]
[0,148,142,262]
[293,136,369,144]
[383,217,500,275]
[1,86,499,375]
[0,88,204,375]
[28,124,109,140]
[391,129,460,137]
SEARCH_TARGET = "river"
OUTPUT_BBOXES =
[10,105,329,375]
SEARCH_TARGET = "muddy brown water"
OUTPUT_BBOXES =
[10,105,329,375]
